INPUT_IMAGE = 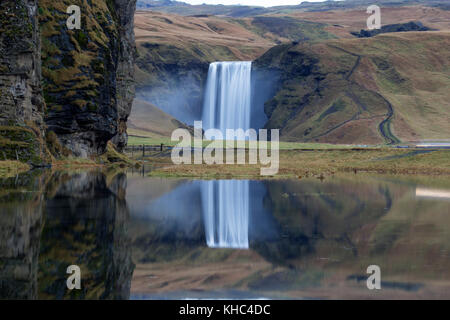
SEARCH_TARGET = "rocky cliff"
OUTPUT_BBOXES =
[0,0,48,165]
[40,0,137,156]
[1,0,137,161]
[112,0,138,151]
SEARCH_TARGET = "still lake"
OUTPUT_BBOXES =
[0,168,449,299]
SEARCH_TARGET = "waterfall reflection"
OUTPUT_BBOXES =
[135,179,276,249]
[201,180,250,249]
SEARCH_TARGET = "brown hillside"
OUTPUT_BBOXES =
[132,6,450,143]
[128,99,187,138]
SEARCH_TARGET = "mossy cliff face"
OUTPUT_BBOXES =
[111,0,138,151]
[0,0,49,166]
[0,0,137,161]
[39,0,136,157]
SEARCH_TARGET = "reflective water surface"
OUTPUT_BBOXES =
[0,169,449,299]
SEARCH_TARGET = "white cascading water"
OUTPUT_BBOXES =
[202,61,252,135]
[201,180,250,249]
[200,62,252,249]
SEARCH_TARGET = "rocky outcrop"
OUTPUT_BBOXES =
[112,0,138,152]
[40,0,136,157]
[351,21,431,38]
[0,0,48,165]
[0,0,137,160]
[0,0,44,128]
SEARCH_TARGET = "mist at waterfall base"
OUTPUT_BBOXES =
[136,61,279,128]
[136,71,204,125]
[202,61,280,133]
[127,180,278,249]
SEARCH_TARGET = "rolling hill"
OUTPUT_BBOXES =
[136,0,450,18]
[132,4,450,143]
[128,99,190,138]
[256,31,450,144]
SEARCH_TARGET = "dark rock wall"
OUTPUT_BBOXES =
[0,0,44,128]
[40,0,137,157]
[0,1,137,160]
[0,0,48,165]
[112,0,138,151]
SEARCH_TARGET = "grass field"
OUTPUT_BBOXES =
[134,147,450,179]
[127,135,366,150]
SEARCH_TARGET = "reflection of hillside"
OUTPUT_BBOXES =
[250,176,450,298]
[130,175,450,299]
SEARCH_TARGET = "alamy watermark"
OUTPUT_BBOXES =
[66,5,81,30]
[66,265,81,290]
[171,121,280,176]
[367,5,381,30]
[367,265,381,290]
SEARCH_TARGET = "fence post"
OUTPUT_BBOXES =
[142,144,145,158]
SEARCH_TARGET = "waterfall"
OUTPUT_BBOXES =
[201,180,250,249]
[202,61,252,135]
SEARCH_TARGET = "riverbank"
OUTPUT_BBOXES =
[142,148,450,179]
[0,142,140,178]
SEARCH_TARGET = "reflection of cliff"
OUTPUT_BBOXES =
[0,170,134,299]
[0,171,47,299]
[39,171,134,299]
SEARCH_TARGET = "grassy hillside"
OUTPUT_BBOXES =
[134,11,275,122]
[256,32,450,143]
[137,0,450,18]
[132,6,450,143]
[128,99,190,139]
[133,11,336,123]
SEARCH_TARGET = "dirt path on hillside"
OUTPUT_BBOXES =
[316,45,400,144]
